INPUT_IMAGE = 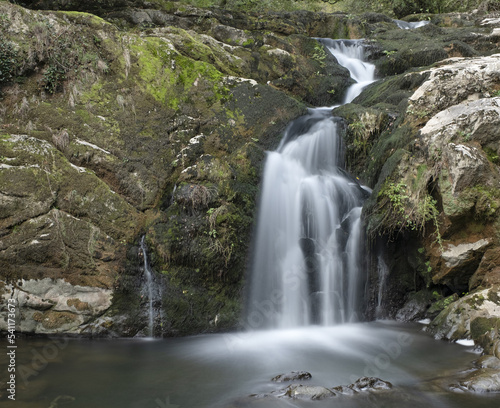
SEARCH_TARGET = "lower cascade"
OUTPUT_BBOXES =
[247,40,375,329]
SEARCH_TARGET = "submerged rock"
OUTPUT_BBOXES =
[350,377,393,392]
[284,384,335,400]
[271,371,312,382]
[331,385,358,395]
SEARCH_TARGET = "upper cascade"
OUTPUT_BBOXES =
[319,39,376,104]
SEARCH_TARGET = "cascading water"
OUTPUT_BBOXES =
[139,235,157,337]
[393,19,430,30]
[247,40,375,329]
[321,39,376,104]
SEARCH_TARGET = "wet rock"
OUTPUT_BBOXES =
[271,371,312,382]
[350,377,393,392]
[331,385,358,395]
[284,384,335,400]
[428,288,500,351]
[396,290,434,321]
[458,369,500,393]
[475,355,500,370]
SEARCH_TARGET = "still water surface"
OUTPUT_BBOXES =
[2,321,498,408]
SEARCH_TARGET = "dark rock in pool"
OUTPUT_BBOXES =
[332,385,358,395]
[284,384,336,400]
[271,371,312,382]
[350,377,393,392]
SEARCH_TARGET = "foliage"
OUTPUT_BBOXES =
[311,42,327,68]
[376,180,442,249]
[0,39,17,84]
[43,65,65,93]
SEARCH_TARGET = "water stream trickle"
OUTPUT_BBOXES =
[140,235,155,337]
[247,39,375,329]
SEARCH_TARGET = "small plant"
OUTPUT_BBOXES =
[458,130,472,142]
[376,179,442,250]
[43,65,65,94]
[311,43,327,68]
[383,50,397,61]
[0,40,17,83]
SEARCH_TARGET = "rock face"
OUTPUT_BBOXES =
[0,279,112,333]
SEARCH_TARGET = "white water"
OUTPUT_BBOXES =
[247,40,376,329]
[322,39,377,104]
[394,19,430,30]
[140,235,155,337]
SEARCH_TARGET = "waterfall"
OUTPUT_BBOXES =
[246,40,375,329]
[140,235,157,337]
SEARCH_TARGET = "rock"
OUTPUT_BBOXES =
[284,384,335,400]
[349,377,393,392]
[436,239,492,292]
[331,385,358,395]
[458,369,500,393]
[427,288,500,351]
[470,248,500,290]
[475,355,500,370]
[396,290,434,321]
[0,278,112,334]
[271,371,312,382]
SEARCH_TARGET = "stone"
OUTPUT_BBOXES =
[434,239,492,292]
[271,371,312,383]
[284,385,335,400]
[475,355,500,370]
[428,288,500,348]
[470,248,500,290]
[331,385,358,395]
[458,369,500,393]
[0,278,112,334]
[349,377,393,392]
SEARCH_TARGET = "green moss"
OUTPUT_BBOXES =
[484,146,500,165]
[55,10,111,29]
[428,293,458,315]
[130,36,229,110]
[470,317,499,340]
